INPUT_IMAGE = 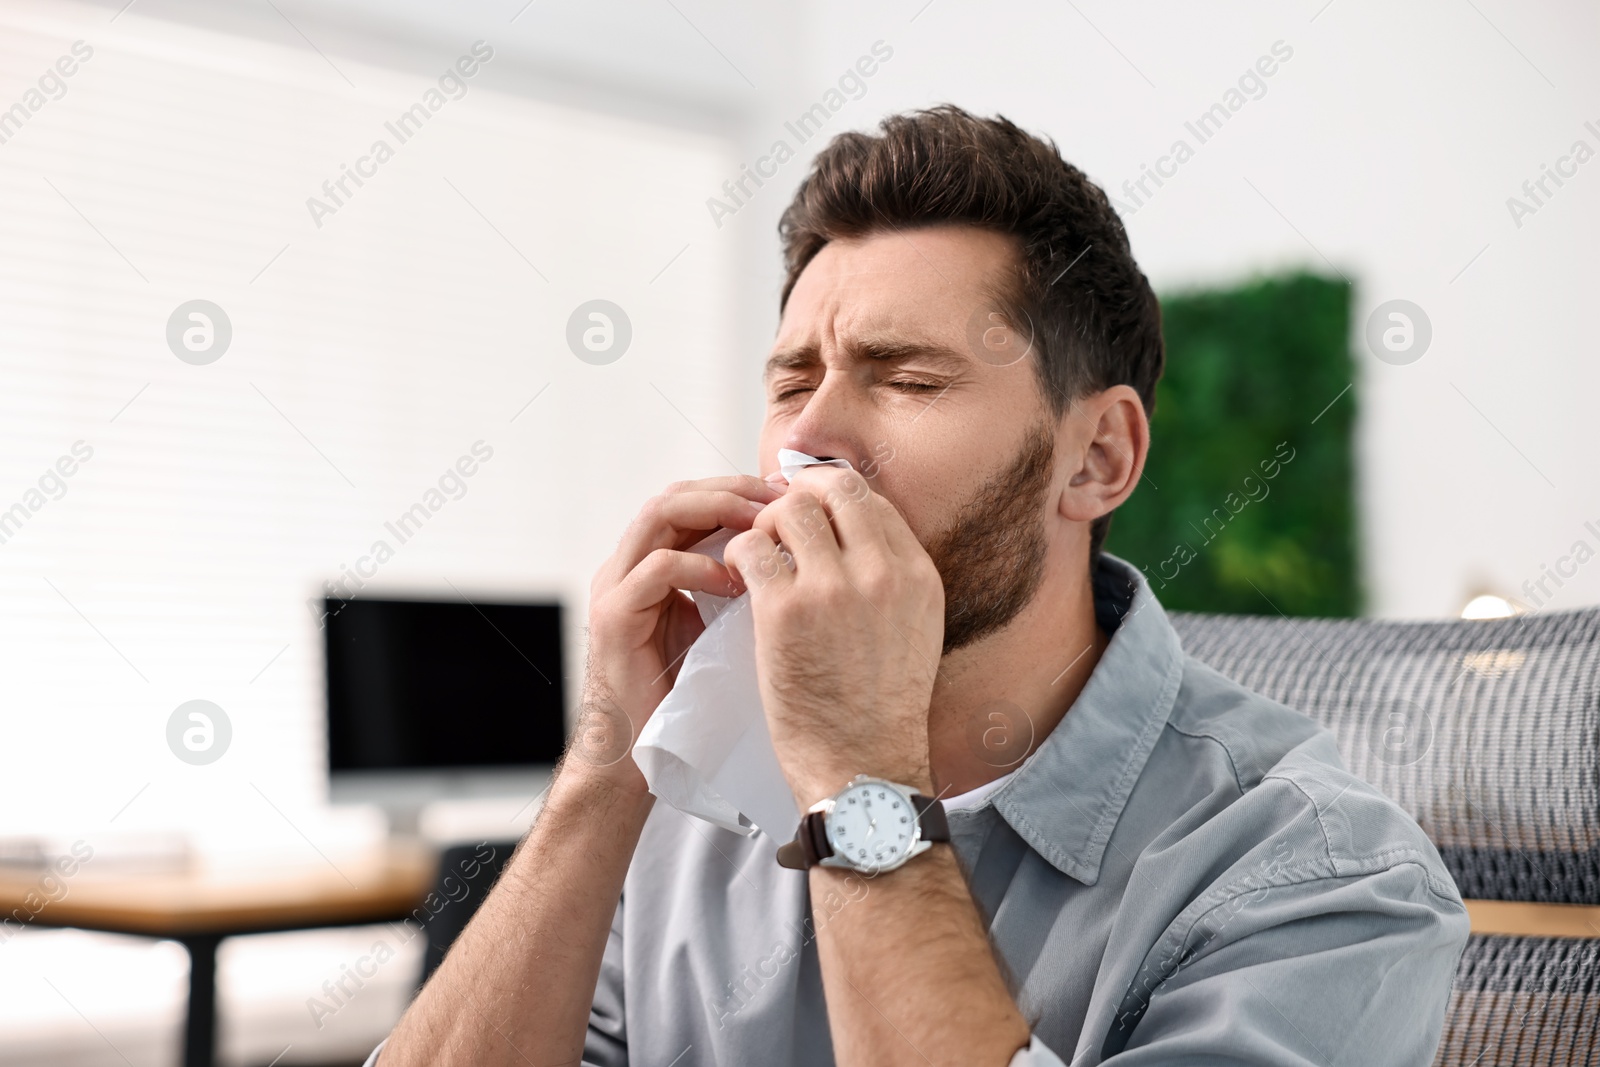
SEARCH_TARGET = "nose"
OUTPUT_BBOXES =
[780,375,862,469]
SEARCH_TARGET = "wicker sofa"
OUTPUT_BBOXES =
[1172,605,1600,1065]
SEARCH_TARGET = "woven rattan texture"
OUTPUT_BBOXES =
[1170,607,1600,904]
[1433,935,1600,1066]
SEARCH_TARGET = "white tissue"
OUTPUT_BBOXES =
[631,450,852,842]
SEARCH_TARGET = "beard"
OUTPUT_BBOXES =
[921,419,1056,656]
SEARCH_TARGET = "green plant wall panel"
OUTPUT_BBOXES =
[1104,271,1361,617]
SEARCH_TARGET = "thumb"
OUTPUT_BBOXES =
[723,527,791,593]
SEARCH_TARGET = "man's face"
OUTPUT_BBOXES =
[760,225,1060,652]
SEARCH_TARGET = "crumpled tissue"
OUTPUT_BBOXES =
[631,450,852,842]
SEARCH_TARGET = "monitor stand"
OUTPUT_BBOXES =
[330,767,553,838]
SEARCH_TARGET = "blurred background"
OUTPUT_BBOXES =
[1,0,1595,1062]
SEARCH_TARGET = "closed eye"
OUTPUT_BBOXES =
[772,378,945,401]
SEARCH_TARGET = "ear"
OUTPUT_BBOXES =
[1056,385,1150,524]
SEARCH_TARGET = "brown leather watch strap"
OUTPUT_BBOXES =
[776,811,829,870]
[775,838,806,870]
[911,794,950,842]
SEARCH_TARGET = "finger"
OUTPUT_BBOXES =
[609,548,745,617]
[783,466,890,556]
[752,490,840,571]
[860,485,926,560]
[669,473,787,501]
[723,527,794,596]
[788,465,924,561]
[605,486,776,587]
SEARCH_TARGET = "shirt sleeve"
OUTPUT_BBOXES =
[583,897,629,1067]
[1101,861,1469,1065]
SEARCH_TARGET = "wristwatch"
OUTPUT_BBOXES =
[776,775,950,874]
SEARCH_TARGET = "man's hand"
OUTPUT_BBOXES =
[381,474,784,1067]
[726,465,1032,1067]
[578,474,783,789]
[724,465,944,807]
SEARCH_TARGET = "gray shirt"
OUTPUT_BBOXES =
[373,555,1470,1066]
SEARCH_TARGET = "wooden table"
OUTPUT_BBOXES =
[1463,898,1600,939]
[0,840,437,1067]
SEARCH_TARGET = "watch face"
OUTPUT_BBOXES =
[826,781,916,869]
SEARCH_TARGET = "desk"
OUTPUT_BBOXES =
[0,840,436,1067]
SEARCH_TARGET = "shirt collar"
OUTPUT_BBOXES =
[980,553,1185,885]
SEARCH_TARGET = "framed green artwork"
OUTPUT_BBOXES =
[1104,271,1361,617]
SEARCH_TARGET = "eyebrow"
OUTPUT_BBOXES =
[762,338,970,381]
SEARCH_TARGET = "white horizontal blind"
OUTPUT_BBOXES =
[0,1,743,853]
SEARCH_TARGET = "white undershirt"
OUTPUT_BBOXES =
[940,769,1019,811]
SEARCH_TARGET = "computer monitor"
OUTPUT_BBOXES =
[324,596,566,829]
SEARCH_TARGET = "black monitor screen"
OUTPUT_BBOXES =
[324,597,566,772]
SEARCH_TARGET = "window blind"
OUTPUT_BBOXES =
[0,0,743,854]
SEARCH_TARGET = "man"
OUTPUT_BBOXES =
[374,106,1468,1066]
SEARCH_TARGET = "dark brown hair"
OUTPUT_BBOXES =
[777,104,1164,559]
